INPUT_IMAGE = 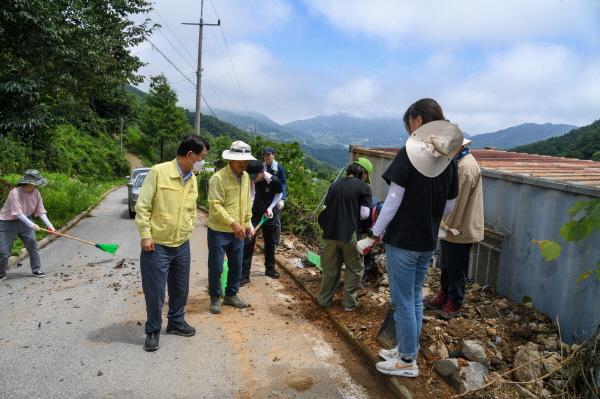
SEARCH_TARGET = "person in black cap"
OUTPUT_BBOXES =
[263,147,286,245]
[241,160,284,285]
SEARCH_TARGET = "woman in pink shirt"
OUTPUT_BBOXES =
[0,170,57,280]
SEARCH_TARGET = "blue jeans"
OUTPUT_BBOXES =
[140,241,190,334]
[207,228,244,298]
[385,245,434,360]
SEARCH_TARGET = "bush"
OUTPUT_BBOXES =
[44,124,129,179]
[0,136,30,174]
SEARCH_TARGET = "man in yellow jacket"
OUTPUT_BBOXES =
[206,140,255,314]
[135,135,209,352]
[426,139,484,319]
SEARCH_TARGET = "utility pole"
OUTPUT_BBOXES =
[183,0,220,135]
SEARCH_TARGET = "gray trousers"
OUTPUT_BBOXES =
[0,220,42,277]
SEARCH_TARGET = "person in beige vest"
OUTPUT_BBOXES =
[425,138,484,319]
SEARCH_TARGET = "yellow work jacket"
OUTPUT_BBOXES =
[206,165,252,232]
[135,159,198,247]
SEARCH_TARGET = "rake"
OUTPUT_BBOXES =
[40,228,119,255]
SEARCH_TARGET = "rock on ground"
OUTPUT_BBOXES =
[513,342,543,382]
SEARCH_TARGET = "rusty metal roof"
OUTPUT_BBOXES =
[470,149,600,189]
[350,145,600,194]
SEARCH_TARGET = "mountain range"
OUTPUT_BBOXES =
[213,109,578,167]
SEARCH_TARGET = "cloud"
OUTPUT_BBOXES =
[440,44,600,133]
[304,0,600,46]
[325,78,379,114]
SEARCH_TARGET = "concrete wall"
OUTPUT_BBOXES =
[351,147,600,342]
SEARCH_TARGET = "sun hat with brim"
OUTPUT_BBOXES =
[222,140,256,161]
[353,157,373,183]
[18,169,48,187]
[405,120,464,178]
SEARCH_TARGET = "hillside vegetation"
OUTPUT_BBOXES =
[512,120,600,160]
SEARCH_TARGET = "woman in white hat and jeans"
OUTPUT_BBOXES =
[0,170,57,280]
[357,99,463,377]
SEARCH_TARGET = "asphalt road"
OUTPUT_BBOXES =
[0,187,375,399]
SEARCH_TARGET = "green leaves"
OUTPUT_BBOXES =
[532,239,562,261]
[560,219,594,242]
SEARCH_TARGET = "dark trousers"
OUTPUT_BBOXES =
[140,241,190,334]
[207,227,244,298]
[242,222,278,278]
[440,240,472,305]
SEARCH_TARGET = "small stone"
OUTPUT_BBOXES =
[462,339,490,368]
[434,358,459,377]
[513,342,543,382]
[97,370,103,376]
[486,327,497,335]
[457,362,489,393]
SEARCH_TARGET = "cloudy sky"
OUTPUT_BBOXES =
[133,0,600,134]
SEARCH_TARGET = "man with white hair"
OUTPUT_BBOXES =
[206,141,255,314]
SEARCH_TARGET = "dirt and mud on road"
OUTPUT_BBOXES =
[273,233,584,399]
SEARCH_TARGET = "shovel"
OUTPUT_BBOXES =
[40,228,119,255]
[376,308,397,348]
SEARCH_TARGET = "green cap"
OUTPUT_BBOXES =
[353,157,373,182]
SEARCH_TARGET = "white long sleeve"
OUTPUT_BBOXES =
[267,192,283,212]
[443,199,456,216]
[360,206,370,220]
[39,213,54,229]
[372,183,406,237]
[17,213,38,229]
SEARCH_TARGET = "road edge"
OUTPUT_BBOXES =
[7,184,124,269]
[261,243,414,399]
[199,204,412,398]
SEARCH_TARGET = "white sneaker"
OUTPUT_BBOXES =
[378,346,398,361]
[376,357,419,377]
[0,275,6,282]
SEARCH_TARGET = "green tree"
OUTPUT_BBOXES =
[140,75,192,162]
[0,0,154,148]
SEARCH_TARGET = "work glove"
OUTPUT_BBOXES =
[278,200,284,210]
[357,237,377,255]
[265,208,274,219]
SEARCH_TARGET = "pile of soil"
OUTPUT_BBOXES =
[275,233,576,398]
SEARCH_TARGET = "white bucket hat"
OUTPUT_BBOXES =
[405,120,464,178]
[222,140,256,161]
[462,138,473,146]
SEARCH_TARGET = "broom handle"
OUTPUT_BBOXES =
[39,228,96,247]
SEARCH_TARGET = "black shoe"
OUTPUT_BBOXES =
[223,295,249,308]
[265,269,280,279]
[144,331,160,352]
[209,297,221,314]
[166,319,196,337]
[32,271,45,278]
[240,276,251,286]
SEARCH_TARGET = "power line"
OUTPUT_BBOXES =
[153,9,196,62]
[207,0,252,118]
[146,37,217,119]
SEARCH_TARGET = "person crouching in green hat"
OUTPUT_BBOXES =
[0,170,58,280]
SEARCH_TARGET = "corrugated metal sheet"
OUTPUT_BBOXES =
[351,145,600,342]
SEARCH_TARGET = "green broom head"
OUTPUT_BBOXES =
[307,251,322,270]
[95,243,119,255]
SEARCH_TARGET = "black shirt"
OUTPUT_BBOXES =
[252,175,283,227]
[382,147,458,252]
[318,176,372,242]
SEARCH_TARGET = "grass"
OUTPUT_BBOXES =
[1,173,121,256]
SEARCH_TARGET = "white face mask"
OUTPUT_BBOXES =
[193,159,205,172]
